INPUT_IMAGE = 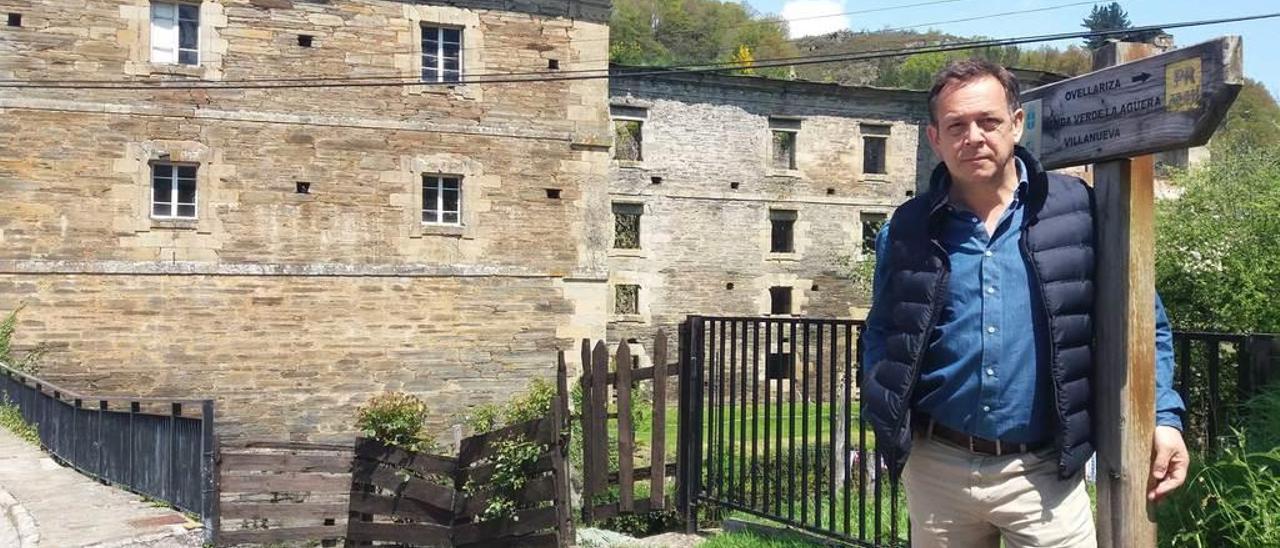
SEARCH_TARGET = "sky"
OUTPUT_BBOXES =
[752,0,1280,95]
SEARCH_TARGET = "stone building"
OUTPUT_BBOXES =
[0,0,612,441]
[604,69,933,347]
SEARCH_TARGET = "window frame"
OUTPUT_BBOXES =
[861,212,887,254]
[422,175,463,226]
[861,124,892,176]
[769,286,793,316]
[769,209,797,254]
[612,202,643,250]
[150,1,201,66]
[770,129,797,170]
[150,162,199,220]
[614,284,640,316]
[421,24,463,84]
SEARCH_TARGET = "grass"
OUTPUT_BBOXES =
[622,402,873,462]
[701,530,832,548]
[0,398,38,444]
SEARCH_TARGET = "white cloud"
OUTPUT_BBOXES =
[780,0,850,39]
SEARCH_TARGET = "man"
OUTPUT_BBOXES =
[861,59,1188,547]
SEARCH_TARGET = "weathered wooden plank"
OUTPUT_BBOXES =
[604,363,680,385]
[462,453,554,486]
[588,341,610,498]
[579,339,597,524]
[348,491,453,525]
[219,501,349,520]
[220,452,351,473]
[456,475,557,519]
[233,440,354,452]
[457,416,555,467]
[1020,36,1242,170]
[452,506,558,545]
[553,353,575,544]
[220,472,351,493]
[350,458,456,512]
[607,462,677,484]
[1092,42,1161,548]
[353,437,457,476]
[651,330,668,510]
[346,520,452,545]
[218,525,344,544]
[456,531,560,548]
[616,342,635,512]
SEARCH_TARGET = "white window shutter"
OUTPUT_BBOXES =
[150,3,178,64]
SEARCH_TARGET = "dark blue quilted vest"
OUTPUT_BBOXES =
[862,146,1096,480]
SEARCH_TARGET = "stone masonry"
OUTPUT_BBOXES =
[0,0,612,441]
[605,70,934,349]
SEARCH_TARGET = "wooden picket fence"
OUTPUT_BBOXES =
[579,330,680,523]
[348,359,574,547]
[218,441,354,545]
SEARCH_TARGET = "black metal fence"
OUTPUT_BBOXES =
[678,316,906,547]
[0,362,218,543]
[1171,331,1279,457]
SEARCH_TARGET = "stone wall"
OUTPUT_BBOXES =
[0,0,611,442]
[605,72,933,347]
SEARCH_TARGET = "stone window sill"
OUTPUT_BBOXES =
[151,218,199,230]
[861,175,892,183]
[146,64,205,78]
[766,253,800,262]
[609,249,647,259]
[422,224,466,238]
[612,314,646,324]
[615,160,647,170]
[769,169,803,178]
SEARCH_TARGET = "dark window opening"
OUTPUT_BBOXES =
[548,59,559,70]
[615,284,639,315]
[612,203,642,249]
[613,120,643,161]
[770,286,792,315]
[770,209,796,253]
[771,130,796,170]
[862,127,889,175]
[7,13,20,27]
[545,188,561,199]
[862,212,887,254]
[298,34,314,47]
[295,181,311,194]
[766,353,794,379]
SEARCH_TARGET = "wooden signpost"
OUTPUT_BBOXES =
[1018,37,1242,548]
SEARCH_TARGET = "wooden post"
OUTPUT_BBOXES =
[578,339,596,523]
[616,342,635,512]
[552,353,575,545]
[650,330,668,509]
[1093,40,1160,548]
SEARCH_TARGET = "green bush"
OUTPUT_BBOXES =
[1,303,48,374]
[0,398,38,444]
[355,392,437,453]
[1158,386,1280,547]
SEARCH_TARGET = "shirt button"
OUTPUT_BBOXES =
[984,250,994,257]
[982,405,991,412]
[986,368,995,376]
[987,326,997,334]
[986,286,996,294]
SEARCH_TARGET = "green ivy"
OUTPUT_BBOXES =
[467,439,545,522]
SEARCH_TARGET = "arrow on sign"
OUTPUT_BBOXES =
[1018,36,1242,170]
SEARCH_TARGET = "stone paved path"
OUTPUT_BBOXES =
[0,428,202,547]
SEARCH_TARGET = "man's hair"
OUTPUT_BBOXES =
[927,59,1021,125]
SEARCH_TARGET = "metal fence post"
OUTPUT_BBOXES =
[201,399,218,546]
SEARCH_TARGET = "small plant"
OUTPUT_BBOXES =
[0,303,49,374]
[355,392,437,453]
[503,378,555,426]
[463,403,502,434]
[0,397,39,444]
[467,438,545,522]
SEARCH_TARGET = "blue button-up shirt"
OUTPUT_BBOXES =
[863,159,1184,443]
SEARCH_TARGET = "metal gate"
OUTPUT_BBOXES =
[676,316,907,547]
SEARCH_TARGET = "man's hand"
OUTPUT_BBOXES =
[1149,425,1189,502]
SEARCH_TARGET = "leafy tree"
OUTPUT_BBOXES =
[1155,145,1280,333]
[1082,2,1131,49]
[608,0,797,79]
[731,44,756,75]
[1212,79,1280,152]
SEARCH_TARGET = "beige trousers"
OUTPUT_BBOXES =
[901,433,1096,548]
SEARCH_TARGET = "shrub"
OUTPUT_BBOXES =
[1,303,48,374]
[0,398,38,444]
[355,392,437,453]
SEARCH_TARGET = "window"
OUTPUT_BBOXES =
[766,353,793,379]
[770,287,792,315]
[421,25,461,83]
[769,117,801,170]
[151,163,197,219]
[862,124,890,175]
[862,213,887,254]
[615,284,640,315]
[770,209,796,253]
[614,120,643,161]
[423,175,461,225]
[612,203,642,249]
[150,2,199,65]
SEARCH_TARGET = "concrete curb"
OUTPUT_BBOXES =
[0,485,41,548]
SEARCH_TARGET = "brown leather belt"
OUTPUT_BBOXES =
[914,418,1049,457]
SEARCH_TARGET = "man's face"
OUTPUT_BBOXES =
[926,75,1025,187]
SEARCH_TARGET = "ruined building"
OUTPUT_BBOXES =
[605,69,932,347]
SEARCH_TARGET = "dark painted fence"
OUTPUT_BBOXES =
[678,316,906,548]
[1172,331,1279,457]
[0,362,217,543]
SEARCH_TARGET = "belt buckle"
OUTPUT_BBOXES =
[968,435,975,453]
[995,439,1003,456]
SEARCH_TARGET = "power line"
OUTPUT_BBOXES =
[0,0,1133,86]
[2,13,1275,90]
